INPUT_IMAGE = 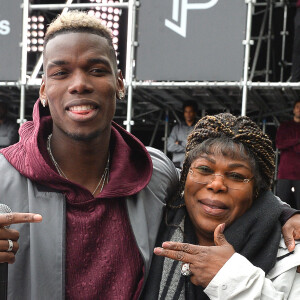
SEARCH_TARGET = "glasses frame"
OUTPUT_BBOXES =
[188,167,254,190]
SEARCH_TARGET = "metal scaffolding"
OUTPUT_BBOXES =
[0,0,299,136]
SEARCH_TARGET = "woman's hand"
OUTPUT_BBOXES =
[0,212,42,263]
[154,223,235,287]
[282,214,300,252]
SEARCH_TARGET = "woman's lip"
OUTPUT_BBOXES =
[200,198,228,208]
[198,199,228,216]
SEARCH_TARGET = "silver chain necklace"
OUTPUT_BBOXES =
[47,134,110,196]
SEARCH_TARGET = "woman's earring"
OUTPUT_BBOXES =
[118,91,125,100]
[181,191,184,198]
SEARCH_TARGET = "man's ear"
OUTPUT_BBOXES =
[117,70,125,94]
[39,76,46,100]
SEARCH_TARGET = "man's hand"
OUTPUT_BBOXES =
[0,213,42,263]
[282,214,300,252]
[153,223,235,287]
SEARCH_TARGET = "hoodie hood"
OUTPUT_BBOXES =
[1,99,153,202]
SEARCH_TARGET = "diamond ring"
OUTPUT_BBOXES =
[7,239,13,252]
[181,263,192,276]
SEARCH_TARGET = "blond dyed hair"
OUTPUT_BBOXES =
[44,10,117,69]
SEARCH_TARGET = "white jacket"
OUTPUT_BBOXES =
[205,237,300,299]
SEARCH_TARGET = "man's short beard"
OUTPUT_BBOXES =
[64,129,101,141]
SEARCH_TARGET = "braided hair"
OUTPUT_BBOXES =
[176,113,275,203]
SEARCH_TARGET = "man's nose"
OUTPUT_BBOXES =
[68,70,93,94]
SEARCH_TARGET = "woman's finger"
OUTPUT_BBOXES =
[154,246,195,262]
[213,223,229,246]
[160,241,200,255]
[281,214,300,252]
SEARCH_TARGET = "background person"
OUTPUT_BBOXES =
[276,99,300,209]
[0,101,19,149]
[167,101,198,168]
[142,113,300,299]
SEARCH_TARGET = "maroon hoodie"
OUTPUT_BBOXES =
[1,100,153,299]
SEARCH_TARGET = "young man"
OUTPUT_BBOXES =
[276,100,300,209]
[0,10,299,300]
[167,101,197,168]
[0,11,178,299]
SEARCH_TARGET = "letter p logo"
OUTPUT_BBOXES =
[165,0,219,37]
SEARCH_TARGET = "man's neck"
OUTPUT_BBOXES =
[294,116,300,123]
[185,120,195,127]
[49,130,111,193]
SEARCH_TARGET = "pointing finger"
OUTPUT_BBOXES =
[0,213,42,227]
[154,242,210,264]
[154,246,191,262]
[161,242,200,255]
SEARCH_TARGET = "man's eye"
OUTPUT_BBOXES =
[90,68,107,74]
[195,166,213,174]
[52,71,67,77]
[227,172,247,182]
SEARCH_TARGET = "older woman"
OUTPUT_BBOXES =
[142,113,300,299]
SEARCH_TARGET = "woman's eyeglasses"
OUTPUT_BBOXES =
[189,167,254,190]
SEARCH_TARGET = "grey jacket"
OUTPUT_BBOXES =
[167,123,194,168]
[0,147,179,300]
